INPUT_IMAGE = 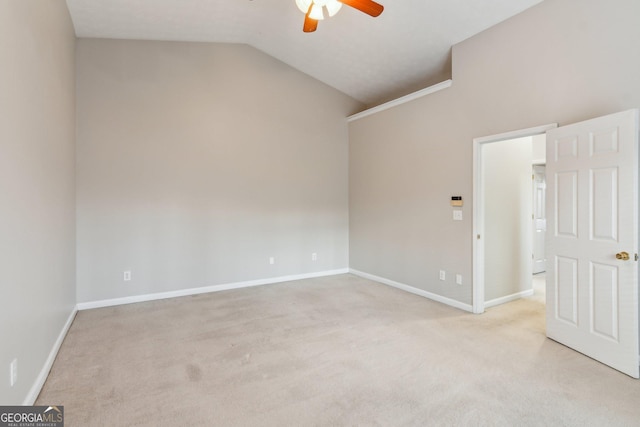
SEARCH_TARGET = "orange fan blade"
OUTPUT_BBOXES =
[303,15,318,32]
[339,0,383,17]
[303,4,318,32]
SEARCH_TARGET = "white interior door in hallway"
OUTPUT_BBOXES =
[546,109,640,378]
[532,165,547,274]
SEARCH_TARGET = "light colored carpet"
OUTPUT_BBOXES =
[37,274,640,426]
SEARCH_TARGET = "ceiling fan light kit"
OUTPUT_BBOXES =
[296,0,343,19]
[296,0,384,33]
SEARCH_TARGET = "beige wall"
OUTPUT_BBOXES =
[483,137,533,302]
[0,0,76,404]
[349,0,640,305]
[3,0,638,404]
[76,39,362,303]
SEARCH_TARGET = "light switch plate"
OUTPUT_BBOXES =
[453,210,463,221]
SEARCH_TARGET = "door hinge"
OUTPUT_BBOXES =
[636,253,638,261]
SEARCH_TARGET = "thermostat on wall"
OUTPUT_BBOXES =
[451,196,463,207]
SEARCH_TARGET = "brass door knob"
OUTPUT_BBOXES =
[616,251,630,260]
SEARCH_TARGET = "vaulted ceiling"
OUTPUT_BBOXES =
[65,0,542,107]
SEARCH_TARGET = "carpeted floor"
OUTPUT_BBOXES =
[37,274,640,426]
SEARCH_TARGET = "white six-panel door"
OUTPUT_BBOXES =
[532,165,547,274]
[546,109,639,378]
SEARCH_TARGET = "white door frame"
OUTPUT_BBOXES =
[472,123,558,314]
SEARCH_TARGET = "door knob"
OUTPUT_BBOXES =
[616,251,630,260]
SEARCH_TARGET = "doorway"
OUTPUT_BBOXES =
[473,110,640,377]
[472,124,557,314]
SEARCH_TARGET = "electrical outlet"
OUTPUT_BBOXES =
[269,257,275,265]
[311,253,317,261]
[123,271,131,281]
[456,274,463,285]
[439,270,446,281]
[10,359,17,387]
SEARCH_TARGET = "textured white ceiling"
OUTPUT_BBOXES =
[65,0,542,107]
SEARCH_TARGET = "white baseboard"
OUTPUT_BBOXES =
[484,289,534,309]
[23,307,77,405]
[77,268,350,311]
[349,269,473,313]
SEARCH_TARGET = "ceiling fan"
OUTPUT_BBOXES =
[295,0,384,33]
